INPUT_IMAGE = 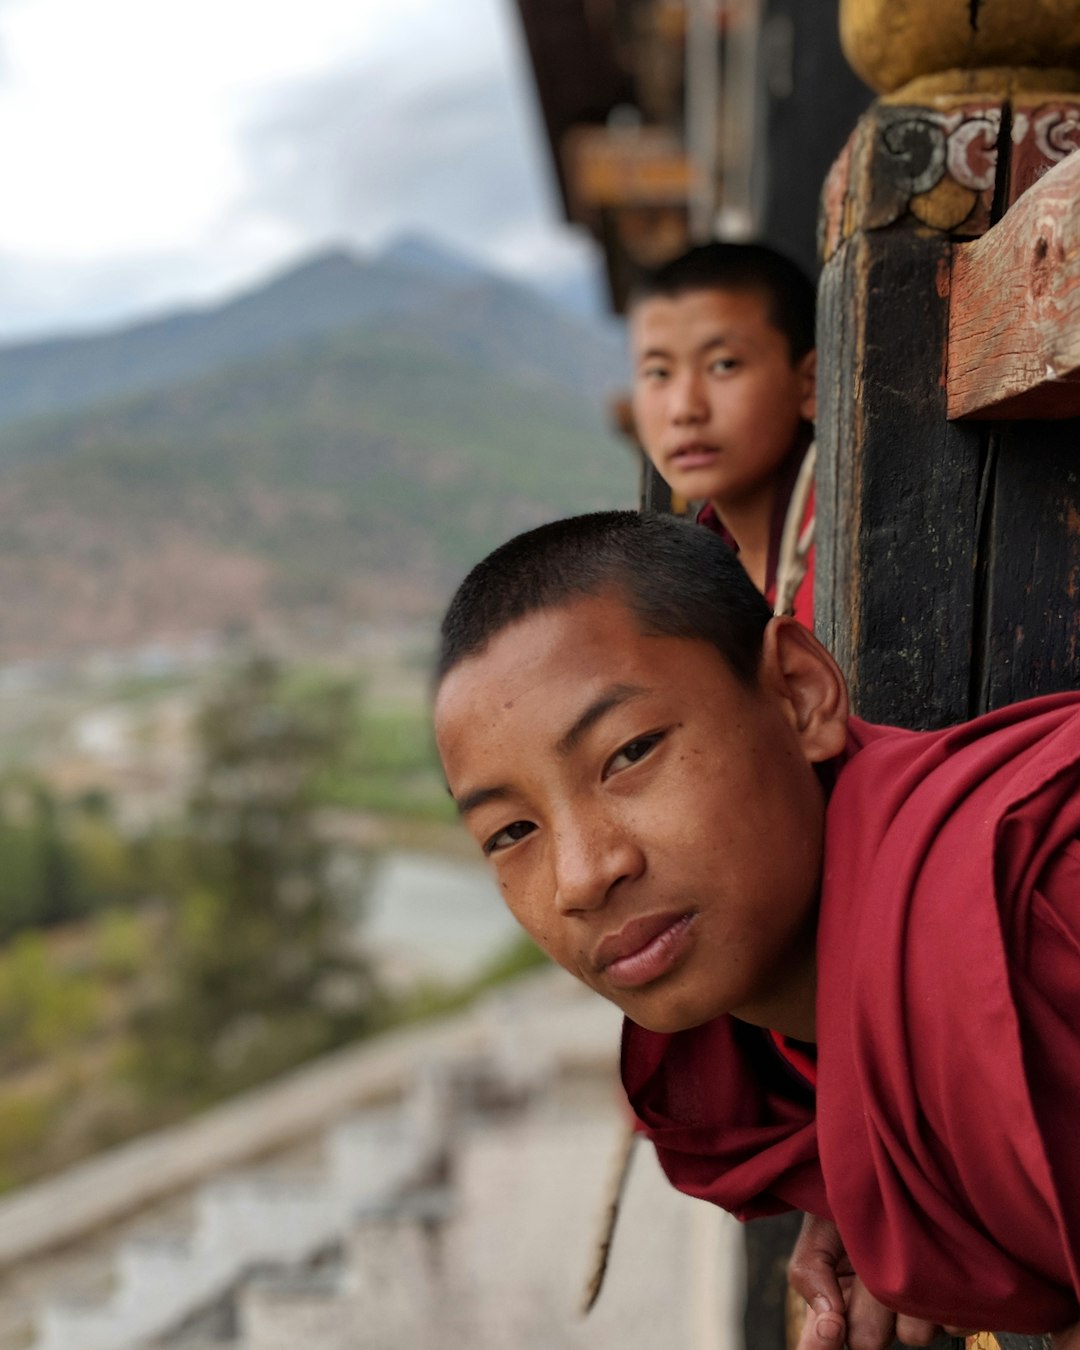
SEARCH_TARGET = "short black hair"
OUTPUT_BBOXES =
[629,241,816,362]
[436,511,772,685]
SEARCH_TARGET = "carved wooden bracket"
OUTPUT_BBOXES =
[948,148,1080,419]
[822,93,1080,263]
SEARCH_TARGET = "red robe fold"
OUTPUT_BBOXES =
[622,693,1080,1334]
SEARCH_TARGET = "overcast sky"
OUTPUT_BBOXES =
[0,0,599,342]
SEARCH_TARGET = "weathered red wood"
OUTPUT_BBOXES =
[1009,99,1080,205]
[948,148,1080,420]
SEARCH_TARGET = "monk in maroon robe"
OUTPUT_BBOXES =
[625,694,1080,1343]
[432,509,1080,1349]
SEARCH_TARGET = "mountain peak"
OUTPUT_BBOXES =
[377,233,488,282]
[243,246,366,298]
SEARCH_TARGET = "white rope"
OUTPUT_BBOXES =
[774,440,817,619]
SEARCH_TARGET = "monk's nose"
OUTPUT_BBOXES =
[671,371,708,424]
[552,815,643,915]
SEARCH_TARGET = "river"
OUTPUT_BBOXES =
[364,851,524,985]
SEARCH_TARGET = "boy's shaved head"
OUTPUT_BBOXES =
[629,241,816,362]
[434,514,847,1037]
[436,510,772,687]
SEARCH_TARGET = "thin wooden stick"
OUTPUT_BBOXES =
[580,1123,640,1315]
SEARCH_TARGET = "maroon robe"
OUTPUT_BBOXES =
[623,694,1080,1334]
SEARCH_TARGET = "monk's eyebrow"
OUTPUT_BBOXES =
[555,683,650,756]
[697,331,742,354]
[454,684,650,816]
[456,784,510,818]
[636,333,741,364]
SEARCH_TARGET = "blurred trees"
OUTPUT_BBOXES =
[0,656,446,1183]
[0,780,147,936]
[131,656,379,1101]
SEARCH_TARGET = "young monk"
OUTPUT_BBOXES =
[433,510,1080,1350]
[628,242,816,624]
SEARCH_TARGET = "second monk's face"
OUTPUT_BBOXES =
[629,288,815,509]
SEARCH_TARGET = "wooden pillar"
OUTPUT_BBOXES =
[819,0,1080,729]
[817,3,1080,1348]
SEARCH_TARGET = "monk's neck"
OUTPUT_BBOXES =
[710,482,778,594]
[732,940,818,1043]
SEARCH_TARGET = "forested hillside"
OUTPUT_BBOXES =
[0,244,632,660]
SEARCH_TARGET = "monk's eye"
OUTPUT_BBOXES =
[604,732,664,778]
[708,356,740,375]
[484,820,535,856]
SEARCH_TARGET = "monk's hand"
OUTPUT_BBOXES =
[788,1213,853,1348]
[1051,1320,1080,1348]
[788,1213,963,1350]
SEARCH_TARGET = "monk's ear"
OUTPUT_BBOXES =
[796,348,816,423]
[760,617,847,763]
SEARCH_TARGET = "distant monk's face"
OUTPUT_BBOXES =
[629,288,815,510]
[434,592,838,1035]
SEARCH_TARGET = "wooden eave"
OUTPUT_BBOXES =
[511,0,635,219]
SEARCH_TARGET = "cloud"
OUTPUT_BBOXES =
[0,0,591,339]
[0,0,26,77]
[237,25,562,265]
